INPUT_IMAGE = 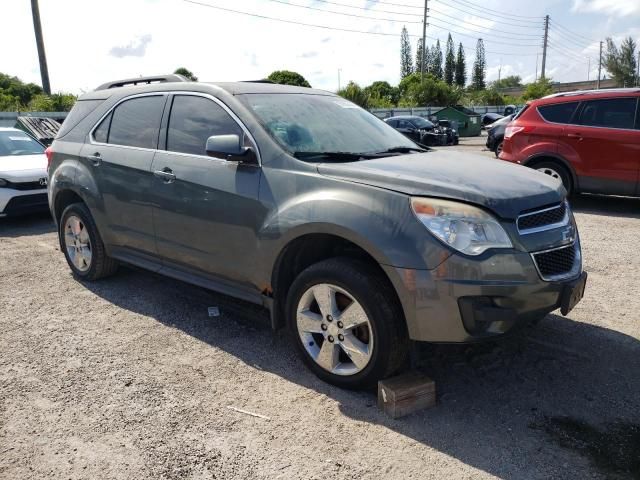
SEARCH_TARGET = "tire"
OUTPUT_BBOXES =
[494,141,503,158]
[286,257,408,389]
[59,202,118,281]
[530,161,573,196]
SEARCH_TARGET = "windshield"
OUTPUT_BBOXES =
[411,117,434,129]
[0,131,44,156]
[239,94,415,156]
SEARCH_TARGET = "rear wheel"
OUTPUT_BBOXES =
[531,161,573,196]
[495,141,504,158]
[286,258,408,389]
[59,203,118,280]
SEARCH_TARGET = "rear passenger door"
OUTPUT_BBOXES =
[565,97,639,195]
[81,94,167,259]
[150,93,263,289]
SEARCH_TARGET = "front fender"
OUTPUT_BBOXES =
[260,184,451,273]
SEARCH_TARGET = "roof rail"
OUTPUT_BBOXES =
[542,87,640,99]
[95,74,189,91]
[240,79,275,84]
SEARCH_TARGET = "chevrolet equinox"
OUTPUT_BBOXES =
[48,75,587,388]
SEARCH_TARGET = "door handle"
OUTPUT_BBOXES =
[153,168,176,183]
[86,153,102,166]
[566,133,583,140]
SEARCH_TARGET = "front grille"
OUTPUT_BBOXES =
[3,180,46,191]
[532,244,576,280]
[518,202,567,232]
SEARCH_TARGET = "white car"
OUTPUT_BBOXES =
[0,127,49,217]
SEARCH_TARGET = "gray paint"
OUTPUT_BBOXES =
[49,81,583,342]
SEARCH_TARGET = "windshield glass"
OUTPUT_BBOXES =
[239,94,415,156]
[411,117,434,129]
[0,131,44,156]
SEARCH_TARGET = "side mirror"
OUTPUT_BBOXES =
[205,134,257,164]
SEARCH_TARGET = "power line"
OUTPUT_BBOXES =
[436,0,543,28]
[442,0,543,20]
[551,19,597,43]
[182,0,540,56]
[549,28,593,50]
[265,0,543,44]
[428,8,542,37]
[428,19,541,46]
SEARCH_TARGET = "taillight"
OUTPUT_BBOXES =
[504,125,533,140]
[45,146,53,171]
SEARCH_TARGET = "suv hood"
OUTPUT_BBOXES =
[317,151,564,219]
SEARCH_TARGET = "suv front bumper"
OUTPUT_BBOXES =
[382,246,584,343]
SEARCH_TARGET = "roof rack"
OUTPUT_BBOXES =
[240,79,275,84]
[95,74,189,91]
[542,87,640,99]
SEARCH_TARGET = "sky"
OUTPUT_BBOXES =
[2,0,639,94]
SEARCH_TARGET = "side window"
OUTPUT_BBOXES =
[386,120,397,127]
[578,98,637,129]
[398,120,412,129]
[537,102,579,124]
[166,95,243,156]
[108,96,165,149]
[93,112,112,143]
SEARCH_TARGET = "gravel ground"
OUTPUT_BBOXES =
[1,150,639,479]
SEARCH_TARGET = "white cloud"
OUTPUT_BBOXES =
[572,0,640,17]
[109,34,153,58]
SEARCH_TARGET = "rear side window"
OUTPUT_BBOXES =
[93,112,111,143]
[578,98,638,129]
[56,99,103,138]
[537,102,579,124]
[166,95,242,156]
[108,96,165,149]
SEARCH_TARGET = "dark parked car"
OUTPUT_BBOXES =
[500,88,640,196]
[384,115,446,146]
[48,75,587,389]
[482,112,503,128]
[485,114,513,157]
[434,119,460,145]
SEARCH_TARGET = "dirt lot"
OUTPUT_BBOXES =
[1,147,639,479]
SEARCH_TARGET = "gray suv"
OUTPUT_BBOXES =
[48,75,587,389]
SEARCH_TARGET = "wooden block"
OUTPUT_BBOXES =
[378,372,436,419]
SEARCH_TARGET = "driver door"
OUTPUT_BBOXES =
[150,94,263,287]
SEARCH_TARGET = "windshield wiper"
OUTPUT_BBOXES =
[373,146,427,154]
[293,151,365,161]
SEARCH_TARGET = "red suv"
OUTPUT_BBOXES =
[499,88,640,196]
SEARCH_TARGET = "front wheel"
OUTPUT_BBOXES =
[495,141,504,158]
[286,258,408,389]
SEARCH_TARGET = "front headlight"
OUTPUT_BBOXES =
[411,197,513,255]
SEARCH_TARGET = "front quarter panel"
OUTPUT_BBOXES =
[258,165,453,276]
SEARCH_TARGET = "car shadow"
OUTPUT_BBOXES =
[0,212,55,237]
[80,266,640,480]
[571,193,640,219]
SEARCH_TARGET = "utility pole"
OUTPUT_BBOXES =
[587,57,590,81]
[337,68,341,92]
[541,15,549,80]
[597,40,603,89]
[498,60,502,84]
[30,0,51,94]
[636,51,639,87]
[421,0,429,80]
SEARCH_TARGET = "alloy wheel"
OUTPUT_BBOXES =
[537,166,562,182]
[296,283,373,376]
[64,215,92,272]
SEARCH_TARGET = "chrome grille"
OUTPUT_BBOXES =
[517,202,568,234]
